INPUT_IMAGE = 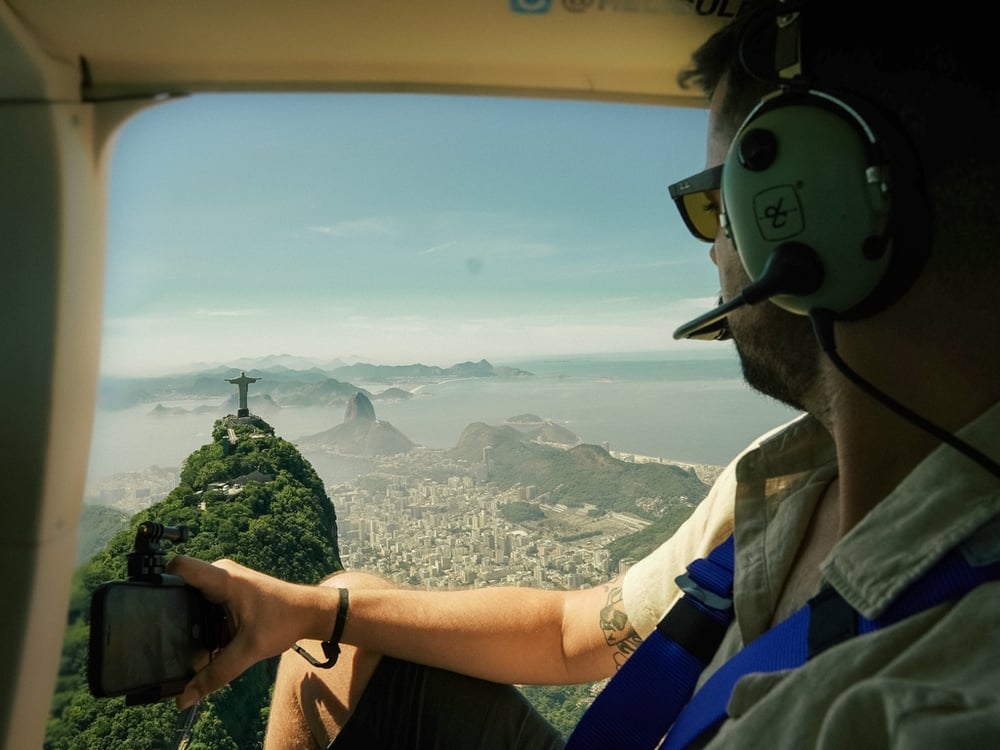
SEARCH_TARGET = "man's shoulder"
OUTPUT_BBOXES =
[620,415,818,639]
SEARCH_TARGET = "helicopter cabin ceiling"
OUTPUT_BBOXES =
[2,0,739,104]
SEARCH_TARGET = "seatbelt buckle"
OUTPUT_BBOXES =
[675,572,733,612]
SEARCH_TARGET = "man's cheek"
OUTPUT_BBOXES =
[718,245,749,298]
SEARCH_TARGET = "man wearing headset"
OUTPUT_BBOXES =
[169,2,1000,747]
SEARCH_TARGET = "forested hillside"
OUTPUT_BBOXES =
[47,416,342,749]
[452,422,709,518]
[75,505,129,564]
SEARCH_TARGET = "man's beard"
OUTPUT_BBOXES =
[730,306,821,413]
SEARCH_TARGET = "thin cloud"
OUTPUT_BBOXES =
[308,218,393,237]
[194,308,258,317]
[419,241,458,255]
[568,256,700,278]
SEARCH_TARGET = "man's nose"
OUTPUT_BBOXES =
[709,243,718,266]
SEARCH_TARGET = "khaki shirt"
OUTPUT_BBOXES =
[626,405,1000,747]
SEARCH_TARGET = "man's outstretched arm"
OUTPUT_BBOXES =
[167,554,638,709]
[168,448,744,710]
[331,573,639,685]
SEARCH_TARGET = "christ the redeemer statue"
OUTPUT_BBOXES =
[226,371,260,417]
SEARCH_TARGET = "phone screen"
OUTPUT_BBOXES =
[89,581,212,702]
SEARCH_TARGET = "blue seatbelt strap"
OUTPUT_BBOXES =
[568,534,1000,750]
[566,536,736,750]
[662,543,1000,749]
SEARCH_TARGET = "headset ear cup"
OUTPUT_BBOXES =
[723,92,901,317]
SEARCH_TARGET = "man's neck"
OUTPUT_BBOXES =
[829,399,939,533]
[817,320,998,536]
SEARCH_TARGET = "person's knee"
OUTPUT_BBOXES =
[267,569,392,748]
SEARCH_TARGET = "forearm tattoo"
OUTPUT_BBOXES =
[599,581,643,669]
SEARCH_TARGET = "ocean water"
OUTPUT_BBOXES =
[85,353,799,484]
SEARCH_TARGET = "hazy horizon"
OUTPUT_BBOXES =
[86,351,798,485]
[101,346,739,379]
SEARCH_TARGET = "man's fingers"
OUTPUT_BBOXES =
[167,556,308,709]
[169,555,249,708]
[177,636,255,710]
[167,554,213,585]
[168,555,234,603]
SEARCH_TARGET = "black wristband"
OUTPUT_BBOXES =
[292,587,349,669]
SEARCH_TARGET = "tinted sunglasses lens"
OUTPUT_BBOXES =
[680,192,718,242]
[670,165,722,242]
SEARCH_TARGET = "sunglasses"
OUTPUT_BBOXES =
[668,164,724,243]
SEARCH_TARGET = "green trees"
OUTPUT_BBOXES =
[75,505,129,564]
[606,502,699,570]
[47,417,342,749]
[500,501,545,523]
[517,683,599,739]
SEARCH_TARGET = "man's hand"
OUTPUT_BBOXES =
[167,555,330,710]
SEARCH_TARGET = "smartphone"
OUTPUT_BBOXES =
[88,580,230,705]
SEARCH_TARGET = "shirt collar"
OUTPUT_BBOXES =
[732,414,837,641]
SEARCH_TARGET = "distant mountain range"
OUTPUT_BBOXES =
[98,358,533,411]
[331,358,532,382]
[193,353,353,372]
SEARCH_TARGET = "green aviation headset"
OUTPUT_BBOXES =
[719,6,930,320]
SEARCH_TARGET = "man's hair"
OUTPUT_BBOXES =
[679,1,1000,177]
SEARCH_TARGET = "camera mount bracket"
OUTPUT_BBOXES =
[127,522,190,584]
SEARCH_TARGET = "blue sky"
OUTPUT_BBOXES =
[101,93,717,375]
